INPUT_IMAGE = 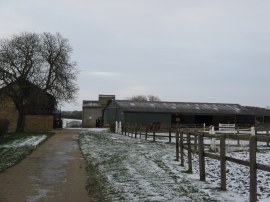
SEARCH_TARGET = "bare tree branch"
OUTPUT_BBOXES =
[0,32,79,132]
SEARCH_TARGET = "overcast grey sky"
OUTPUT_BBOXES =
[1,0,270,110]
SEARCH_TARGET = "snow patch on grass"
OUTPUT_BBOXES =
[0,134,49,172]
[0,135,47,148]
[79,130,250,201]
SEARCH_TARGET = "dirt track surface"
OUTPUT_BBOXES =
[0,129,90,202]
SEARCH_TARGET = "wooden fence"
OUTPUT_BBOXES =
[110,122,270,201]
[113,123,204,143]
[176,128,270,202]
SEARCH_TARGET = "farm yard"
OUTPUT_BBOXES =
[79,128,270,202]
[1,126,270,201]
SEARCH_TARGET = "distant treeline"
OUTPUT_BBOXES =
[61,111,82,120]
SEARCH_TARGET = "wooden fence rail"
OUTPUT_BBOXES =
[176,129,270,202]
[115,123,205,143]
[110,122,270,201]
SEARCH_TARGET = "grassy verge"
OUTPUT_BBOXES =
[79,132,125,201]
[0,132,54,172]
[79,131,221,201]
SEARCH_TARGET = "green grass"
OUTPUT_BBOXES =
[0,132,54,172]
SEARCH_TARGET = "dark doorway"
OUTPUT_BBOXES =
[171,114,181,125]
[195,115,213,126]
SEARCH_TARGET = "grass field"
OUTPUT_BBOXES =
[79,129,246,202]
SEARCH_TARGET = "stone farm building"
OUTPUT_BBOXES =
[103,100,270,127]
[82,95,115,127]
[0,81,59,132]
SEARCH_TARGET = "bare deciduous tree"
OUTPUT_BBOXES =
[128,95,161,101]
[147,95,160,101]
[0,32,78,132]
[129,95,148,101]
[40,32,78,102]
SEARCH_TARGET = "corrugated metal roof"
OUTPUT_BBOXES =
[114,100,254,115]
[245,106,270,116]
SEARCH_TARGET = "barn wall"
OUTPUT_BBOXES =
[99,95,115,107]
[103,107,123,126]
[214,115,236,125]
[264,116,270,124]
[180,115,237,126]
[180,115,195,124]
[124,112,171,125]
[0,98,55,132]
[0,99,18,132]
[256,116,270,124]
[236,115,255,125]
[82,107,103,127]
[103,100,265,127]
[104,109,172,125]
[103,108,111,124]
[24,115,53,132]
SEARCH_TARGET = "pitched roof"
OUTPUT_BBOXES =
[82,100,102,108]
[0,79,56,115]
[113,100,253,115]
[245,106,270,116]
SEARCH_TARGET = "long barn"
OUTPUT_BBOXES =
[104,100,269,127]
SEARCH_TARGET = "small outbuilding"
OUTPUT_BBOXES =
[82,95,115,127]
[0,81,59,132]
[104,100,257,127]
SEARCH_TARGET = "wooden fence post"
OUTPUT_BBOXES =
[124,123,127,136]
[250,135,257,202]
[135,124,137,138]
[251,126,256,136]
[267,129,269,147]
[194,134,198,152]
[139,125,142,139]
[198,133,205,181]
[220,134,226,190]
[187,132,192,174]
[145,126,148,140]
[210,126,216,152]
[129,124,132,136]
[180,131,184,166]
[153,128,156,141]
[115,121,118,133]
[237,130,240,146]
[176,131,179,161]
[121,122,123,135]
[169,127,172,143]
[131,125,134,137]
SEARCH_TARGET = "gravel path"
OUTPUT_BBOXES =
[0,129,90,202]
